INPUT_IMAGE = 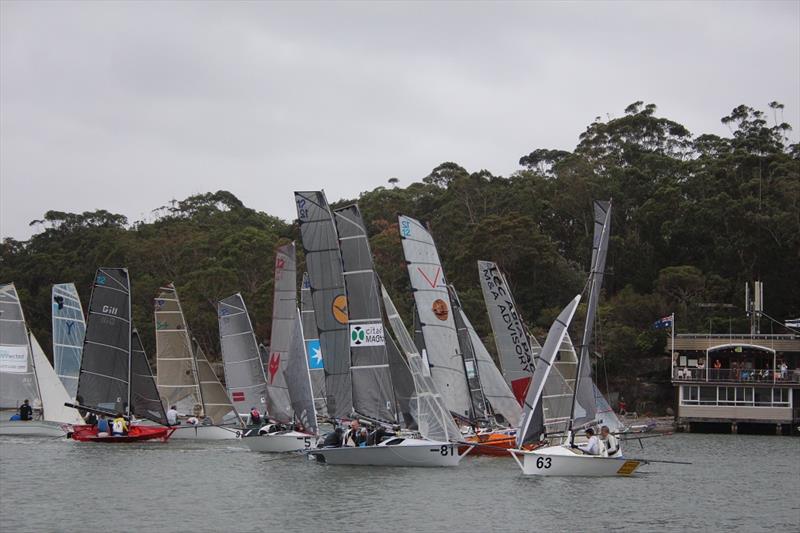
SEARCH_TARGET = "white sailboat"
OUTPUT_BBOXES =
[0,283,83,437]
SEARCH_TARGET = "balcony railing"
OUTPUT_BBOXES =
[672,367,800,384]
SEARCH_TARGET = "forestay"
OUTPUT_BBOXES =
[218,293,268,416]
[51,283,86,400]
[381,285,461,443]
[76,268,132,415]
[131,329,168,424]
[398,215,472,419]
[194,340,241,425]
[265,243,297,424]
[300,272,327,418]
[285,309,318,436]
[334,205,397,424]
[155,285,202,414]
[0,283,40,410]
[295,191,352,419]
[517,295,581,448]
[477,261,538,404]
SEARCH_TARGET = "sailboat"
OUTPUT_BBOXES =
[218,293,269,424]
[398,215,521,454]
[509,201,641,476]
[52,283,86,400]
[70,268,174,442]
[154,284,243,439]
[298,196,470,467]
[0,283,84,436]
[243,243,319,452]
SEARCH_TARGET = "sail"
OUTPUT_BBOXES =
[0,283,40,410]
[51,283,85,399]
[477,261,538,404]
[154,285,202,414]
[285,309,318,435]
[334,204,397,423]
[593,381,624,433]
[131,328,167,424]
[541,335,579,439]
[29,332,83,424]
[265,243,296,424]
[381,285,461,442]
[76,268,131,415]
[449,286,487,421]
[398,215,472,418]
[194,340,241,425]
[517,295,581,447]
[218,293,268,415]
[572,200,611,428]
[300,272,328,417]
[459,309,522,427]
[295,191,352,419]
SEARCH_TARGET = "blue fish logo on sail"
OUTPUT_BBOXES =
[306,340,323,369]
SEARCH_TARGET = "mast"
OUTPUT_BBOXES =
[126,269,132,414]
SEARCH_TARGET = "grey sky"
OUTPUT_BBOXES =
[2,1,798,240]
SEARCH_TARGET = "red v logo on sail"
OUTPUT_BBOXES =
[417,266,442,288]
[232,391,245,402]
[268,352,281,384]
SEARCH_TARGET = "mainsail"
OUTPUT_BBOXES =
[218,293,268,416]
[571,200,611,429]
[265,243,296,424]
[76,268,132,415]
[0,283,41,411]
[300,272,327,418]
[381,285,461,442]
[517,295,581,447]
[477,261,538,404]
[193,339,240,425]
[155,285,202,414]
[334,204,398,424]
[285,309,318,436]
[29,332,83,424]
[51,283,86,399]
[449,286,488,421]
[295,191,352,419]
[398,215,472,418]
[131,328,168,424]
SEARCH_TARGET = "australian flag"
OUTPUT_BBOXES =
[653,314,673,329]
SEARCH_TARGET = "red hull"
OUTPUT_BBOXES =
[70,424,175,443]
[459,432,542,457]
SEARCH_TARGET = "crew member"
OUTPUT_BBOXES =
[112,413,128,436]
[97,414,110,436]
[576,428,600,455]
[249,407,262,426]
[599,425,619,456]
[19,399,32,421]
[166,405,179,426]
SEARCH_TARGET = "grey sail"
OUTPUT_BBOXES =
[458,308,522,428]
[381,285,462,442]
[448,286,487,421]
[477,261,538,404]
[51,283,86,400]
[517,295,581,447]
[334,204,397,423]
[0,283,41,411]
[76,268,131,415]
[295,191,352,419]
[300,272,327,418]
[194,339,241,425]
[571,200,611,428]
[398,215,472,418]
[131,328,167,424]
[155,284,202,414]
[264,243,296,424]
[218,293,268,416]
[285,308,318,436]
[541,335,579,438]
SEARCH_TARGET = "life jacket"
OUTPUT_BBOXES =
[112,418,127,434]
[97,419,110,433]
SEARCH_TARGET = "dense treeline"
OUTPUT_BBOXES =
[2,102,798,413]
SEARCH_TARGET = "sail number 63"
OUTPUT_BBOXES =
[536,457,552,469]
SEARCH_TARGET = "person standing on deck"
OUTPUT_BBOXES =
[576,428,601,455]
[166,405,179,426]
[18,399,32,421]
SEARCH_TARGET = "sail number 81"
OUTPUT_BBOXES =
[536,457,552,469]
[440,445,454,456]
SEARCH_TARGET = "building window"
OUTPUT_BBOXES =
[719,387,736,405]
[681,386,699,405]
[754,388,771,406]
[699,387,716,405]
[772,388,789,407]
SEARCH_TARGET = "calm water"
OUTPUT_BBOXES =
[1,433,798,532]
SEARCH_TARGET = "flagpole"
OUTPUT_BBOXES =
[671,312,676,371]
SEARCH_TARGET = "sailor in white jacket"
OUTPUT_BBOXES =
[576,427,601,455]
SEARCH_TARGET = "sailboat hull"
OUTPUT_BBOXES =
[243,430,316,452]
[310,438,471,467]
[70,424,175,443]
[461,429,519,457]
[168,424,242,440]
[510,445,640,477]
[0,420,68,437]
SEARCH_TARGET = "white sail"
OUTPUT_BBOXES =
[0,283,41,412]
[265,244,296,424]
[398,215,472,418]
[51,283,85,399]
[29,332,83,425]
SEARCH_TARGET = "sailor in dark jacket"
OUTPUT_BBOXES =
[19,399,33,421]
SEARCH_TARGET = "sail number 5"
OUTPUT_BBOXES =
[536,457,552,469]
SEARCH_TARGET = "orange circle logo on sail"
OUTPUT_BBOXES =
[432,299,449,321]
[332,295,349,324]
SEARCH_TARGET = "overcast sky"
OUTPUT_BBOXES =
[2,1,798,240]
